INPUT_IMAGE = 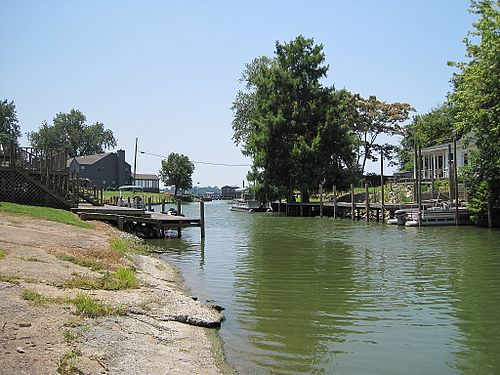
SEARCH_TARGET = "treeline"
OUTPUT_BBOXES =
[230,0,499,224]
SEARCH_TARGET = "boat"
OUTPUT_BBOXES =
[387,203,471,227]
[117,185,146,209]
[230,198,265,212]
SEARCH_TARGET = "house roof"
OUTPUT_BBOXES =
[421,139,474,154]
[67,153,111,167]
[133,173,159,180]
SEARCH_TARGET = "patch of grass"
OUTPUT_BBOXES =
[72,293,126,318]
[64,317,84,328]
[57,254,106,272]
[109,239,129,254]
[0,274,21,285]
[58,349,81,375]
[0,201,92,229]
[61,275,100,290]
[61,267,139,290]
[0,249,7,260]
[102,267,139,290]
[62,329,77,343]
[21,289,48,305]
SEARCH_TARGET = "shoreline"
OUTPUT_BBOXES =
[0,210,234,374]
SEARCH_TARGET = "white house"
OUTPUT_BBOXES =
[420,139,476,180]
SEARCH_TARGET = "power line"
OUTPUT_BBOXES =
[139,150,252,167]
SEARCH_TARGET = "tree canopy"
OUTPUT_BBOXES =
[231,35,355,202]
[159,152,195,197]
[448,0,500,223]
[348,93,414,175]
[0,99,21,143]
[27,109,116,157]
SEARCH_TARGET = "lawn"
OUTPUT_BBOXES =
[0,202,92,229]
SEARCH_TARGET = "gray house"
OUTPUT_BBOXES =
[67,149,132,189]
[221,185,239,199]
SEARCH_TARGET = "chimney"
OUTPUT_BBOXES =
[117,149,126,187]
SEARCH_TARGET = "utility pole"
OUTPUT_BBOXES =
[133,137,138,184]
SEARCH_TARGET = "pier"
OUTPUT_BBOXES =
[72,203,205,239]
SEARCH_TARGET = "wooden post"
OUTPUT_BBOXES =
[365,183,370,222]
[431,154,435,198]
[177,199,182,238]
[418,146,422,211]
[200,198,205,239]
[161,198,166,214]
[319,182,324,218]
[127,197,131,208]
[413,145,418,203]
[380,146,385,223]
[147,196,152,211]
[448,143,453,201]
[454,135,459,225]
[487,188,493,228]
[117,216,124,231]
[333,185,337,219]
[351,183,355,221]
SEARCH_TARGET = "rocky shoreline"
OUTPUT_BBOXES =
[0,211,233,374]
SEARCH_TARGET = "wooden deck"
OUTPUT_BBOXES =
[72,204,204,238]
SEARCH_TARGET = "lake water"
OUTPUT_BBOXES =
[152,200,500,374]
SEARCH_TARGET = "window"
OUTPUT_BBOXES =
[463,153,468,165]
[102,180,106,185]
[80,166,85,171]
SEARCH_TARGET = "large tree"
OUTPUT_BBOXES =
[27,109,116,157]
[231,35,355,202]
[348,93,414,175]
[0,99,21,143]
[159,152,194,197]
[449,0,500,224]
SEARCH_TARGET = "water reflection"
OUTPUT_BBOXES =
[154,202,500,375]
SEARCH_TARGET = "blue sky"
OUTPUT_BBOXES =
[1,1,475,187]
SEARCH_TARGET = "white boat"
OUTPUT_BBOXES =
[230,199,264,212]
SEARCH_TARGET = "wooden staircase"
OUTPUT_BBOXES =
[0,140,103,210]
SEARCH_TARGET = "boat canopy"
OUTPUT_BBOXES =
[118,185,144,191]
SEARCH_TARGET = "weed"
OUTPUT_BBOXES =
[72,293,126,318]
[62,329,77,343]
[21,289,48,305]
[57,349,81,374]
[57,255,106,272]
[109,239,129,254]
[0,274,21,285]
[0,249,6,260]
[102,267,139,290]
[62,267,139,291]
[64,317,84,328]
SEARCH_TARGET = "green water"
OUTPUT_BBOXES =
[155,200,500,374]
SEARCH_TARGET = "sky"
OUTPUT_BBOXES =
[1,0,476,187]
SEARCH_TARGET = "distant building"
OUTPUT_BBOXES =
[67,150,132,189]
[221,185,239,199]
[133,173,160,193]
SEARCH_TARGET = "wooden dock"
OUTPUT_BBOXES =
[72,203,205,239]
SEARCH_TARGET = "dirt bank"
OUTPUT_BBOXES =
[0,211,233,374]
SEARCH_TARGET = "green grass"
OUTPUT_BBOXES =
[61,267,139,290]
[0,274,21,285]
[0,202,92,229]
[62,329,77,343]
[21,289,48,305]
[72,293,126,318]
[102,267,139,290]
[57,349,81,375]
[109,239,129,254]
[57,254,106,271]
[0,249,6,260]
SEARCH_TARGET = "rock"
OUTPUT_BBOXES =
[211,305,224,312]
[16,347,25,354]
[18,322,31,328]
[190,296,198,301]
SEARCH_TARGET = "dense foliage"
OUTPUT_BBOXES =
[159,152,194,196]
[27,109,116,157]
[231,36,355,202]
[0,99,21,143]
[449,0,500,224]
